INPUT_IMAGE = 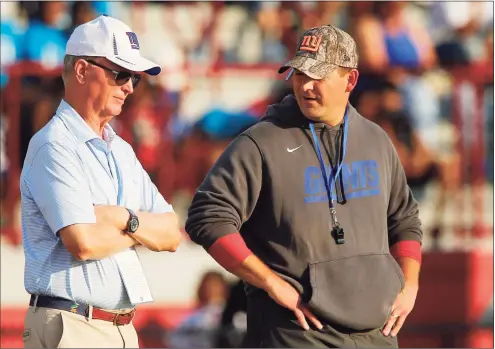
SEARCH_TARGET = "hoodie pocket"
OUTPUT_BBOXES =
[308,253,405,331]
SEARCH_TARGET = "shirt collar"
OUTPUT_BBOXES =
[56,100,117,145]
[102,123,116,142]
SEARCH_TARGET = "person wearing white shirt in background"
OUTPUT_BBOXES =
[21,15,182,348]
[168,271,228,349]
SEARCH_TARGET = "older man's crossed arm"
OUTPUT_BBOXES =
[27,141,181,261]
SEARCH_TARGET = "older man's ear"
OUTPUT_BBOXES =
[74,59,89,85]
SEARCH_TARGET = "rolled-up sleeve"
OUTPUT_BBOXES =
[24,142,96,235]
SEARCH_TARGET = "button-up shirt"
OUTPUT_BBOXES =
[21,100,173,309]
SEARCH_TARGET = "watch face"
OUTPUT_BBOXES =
[130,218,139,232]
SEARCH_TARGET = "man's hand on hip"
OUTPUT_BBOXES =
[382,282,419,337]
[266,277,323,331]
[220,253,322,331]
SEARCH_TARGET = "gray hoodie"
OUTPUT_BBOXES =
[186,95,422,331]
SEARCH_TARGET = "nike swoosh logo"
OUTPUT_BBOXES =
[287,145,303,153]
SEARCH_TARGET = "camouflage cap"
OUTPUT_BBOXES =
[279,25,358,80]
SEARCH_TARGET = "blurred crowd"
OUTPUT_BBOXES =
[0,1,493,249]
[0,1,493,347]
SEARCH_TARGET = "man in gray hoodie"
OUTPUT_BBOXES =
[185,25,423,348]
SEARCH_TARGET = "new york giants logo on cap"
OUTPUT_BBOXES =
[299,35,321,53]
[126,32,140,50]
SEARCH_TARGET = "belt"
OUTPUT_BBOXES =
[29,295,135,326]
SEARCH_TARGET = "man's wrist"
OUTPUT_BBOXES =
[117,206,131,231]
[94,205,130,231]
[109,206,137,232]
[396,255,421,291]
[262,271,283,293]
[404,280,419,290]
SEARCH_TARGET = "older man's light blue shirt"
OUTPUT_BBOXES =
[21,100,173,309]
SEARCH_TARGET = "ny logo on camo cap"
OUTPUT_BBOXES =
[300,35,322,52]
[279,25,359,80]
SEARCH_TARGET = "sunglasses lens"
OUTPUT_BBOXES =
[131,75,141,88]
[116,72,140,88]
[116,72,131,84]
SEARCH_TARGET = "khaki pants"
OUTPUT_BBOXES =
[23,306,139,348]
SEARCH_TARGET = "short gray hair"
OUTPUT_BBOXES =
[61,54,94,83]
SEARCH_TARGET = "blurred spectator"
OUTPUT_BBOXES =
[0,0,492,251]
[352,2,442,154]
[195,108,259,142]
[174,108,258,197]
[114,76,180,201]
[300,2,348,32]
[480,299,494,328]
[120,77,166,182]
[167,271,229,348]
[486,31,494,65]
[21,1,68,68]
[248,80,293,117]
[353,2,437,73]
[1,3,25,89]
[0,95,8,224]
[377,83,460,195]
[65,1,98,36]
[215,279,247,348]
[90,1,117,17]
[19,77,64,167]
[359,81,461,247]
[170,107,257,228]
[255,2,288,63]
[428,2,493,66]
[0,5,493,348]
[483,31,493,182]
[0,113,7,176]
[222,2,289,63]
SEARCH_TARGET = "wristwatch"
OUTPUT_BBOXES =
[124,208,139,234]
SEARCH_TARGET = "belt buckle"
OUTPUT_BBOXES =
[112,313,120,326]
[113,310,135,326]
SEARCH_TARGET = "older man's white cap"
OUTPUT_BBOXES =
[65,15,161,75]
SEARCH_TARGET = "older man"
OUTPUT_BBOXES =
[21,16,182,348]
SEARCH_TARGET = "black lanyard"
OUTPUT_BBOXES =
[309,109,349,244]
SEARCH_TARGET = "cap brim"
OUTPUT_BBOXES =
[107,55,161,76]
[278,55,336,80]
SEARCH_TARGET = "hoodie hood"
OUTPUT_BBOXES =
[261,94,357,130]
[261,94,308,128]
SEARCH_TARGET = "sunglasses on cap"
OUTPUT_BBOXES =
[85,59,141,88]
